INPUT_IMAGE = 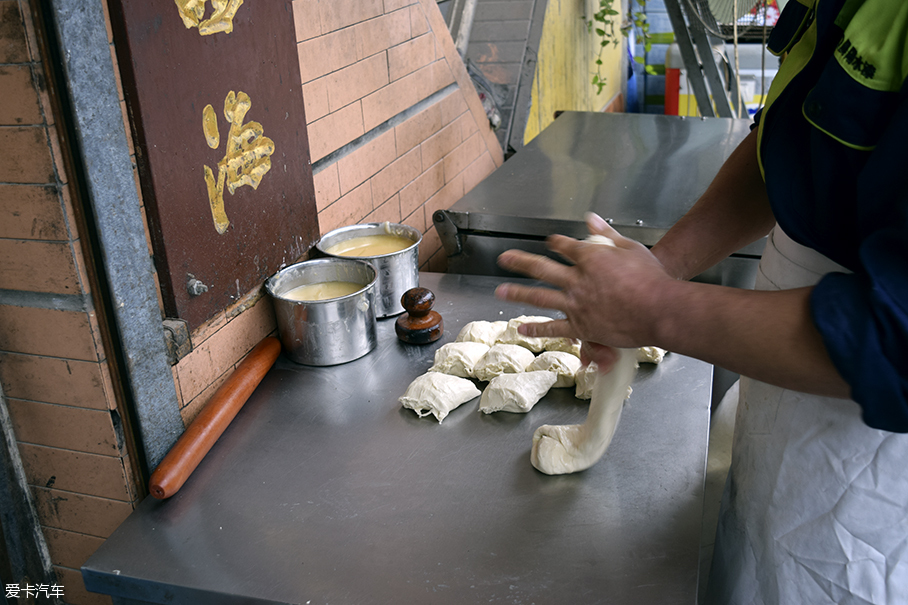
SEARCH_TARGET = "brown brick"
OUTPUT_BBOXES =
[427,245,448,273]
[317,182,373,236]
[326,53,389,113]
[318,0,383,34]
[18,444,132,501]
[438,88,468,125]
[0,184,66,240]
[54,565,113,605]
[409,4,430,37]
[32,487,133,537]
[386,0,417,12]
[395,102,442,155]
[175,301,276,404]
[0,1,29,63]
[418,223,442,267]
[7,398,119,454]
[371,146,421,204]
[455,110,480,141]
[297,27,358,83]
[424,171,463,223]
[43,527,105,569]
[0,239,80,295]
[0,126,55,184]
[362,195,401,225]
[307,101,365,162]
[313,162,341,211]
[0,65,41,125]
[355,9,411,60]
[180,365,231,426]
[336,129,396,195]
[399,159,443,217]
[302,76,330,122]
[413,59,455,99]
[292,0,322,41]
[463,151,496,192]
[0,306,96,360]
[388,33,435,82]
[443,132,484,182]
[401,204,426,234]
[361,75,419,133]
[419,119,462,169]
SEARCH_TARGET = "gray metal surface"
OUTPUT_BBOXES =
[83,272,713,605]
[48,0,184,470]
[440,111,755,248]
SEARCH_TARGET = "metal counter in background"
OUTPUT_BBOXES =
[83,273,713,605]
[435,111,762,402]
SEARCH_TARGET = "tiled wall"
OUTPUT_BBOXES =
[2,1,502,603]
[0,1,137,603]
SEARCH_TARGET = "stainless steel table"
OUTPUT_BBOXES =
[83,273,713,605]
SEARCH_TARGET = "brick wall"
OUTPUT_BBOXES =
[0,1,138,603]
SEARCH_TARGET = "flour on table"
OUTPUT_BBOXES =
[472,344,536,382]
[455,320,508,347]
[399,372,481,423]
[479,371,558,414]
[527,351,582,388]
[429,342,491,378]
[495,315,556,352]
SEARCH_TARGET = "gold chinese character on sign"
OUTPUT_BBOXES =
[175,0,244,36]
[202,91,274,234]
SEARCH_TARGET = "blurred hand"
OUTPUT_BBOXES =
[495,213,673,371]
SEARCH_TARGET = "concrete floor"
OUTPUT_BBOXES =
[698,380,739,604]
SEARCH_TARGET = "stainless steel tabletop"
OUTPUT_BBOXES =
[83,272,713,605]
[439,111,754,248]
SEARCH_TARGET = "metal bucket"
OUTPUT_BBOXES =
[316,223,421,318]
[266,258,377,366]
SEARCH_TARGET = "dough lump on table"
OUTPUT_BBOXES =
[399,372,481,423]
[527,351,582,388]
[472,344,536,382]
[496,315,556,352]
[545,337,582,357]
[429,342,491,378]
[455,320,508,347]
[636,346,667,364]
[479,371,558,414]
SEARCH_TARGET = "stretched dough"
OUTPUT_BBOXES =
[455,320,508,347]
[574,362,598,400]
[429,342,491,378]
[531,349,637,474]
[479,371,557,414]
[472,344,535,382]
[400,372,481,423]
[527,351,582,388]
[531,233,638,475]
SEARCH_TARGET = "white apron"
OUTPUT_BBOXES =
[705,226,908,605]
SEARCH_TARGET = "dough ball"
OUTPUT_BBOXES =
[479,371,558,414]
[574,362,598,400]
[429,342,491,378]
[472,344,536,382]
[455,320,508,347]
[636,346,667,364]
[527,351,583,388]
[400,372,481,423]
[496,315,556,352]
[545,337,581,357]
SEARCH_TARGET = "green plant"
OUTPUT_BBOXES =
[584,0,656,94]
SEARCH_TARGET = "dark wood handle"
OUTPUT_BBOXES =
[400,287,435,317]
[148,336,282,499]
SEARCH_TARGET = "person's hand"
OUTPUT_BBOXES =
[495,213,674,371]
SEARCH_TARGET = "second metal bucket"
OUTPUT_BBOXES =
[316,223,421,318]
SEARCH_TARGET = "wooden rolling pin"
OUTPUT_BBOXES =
[149,336,282,499]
